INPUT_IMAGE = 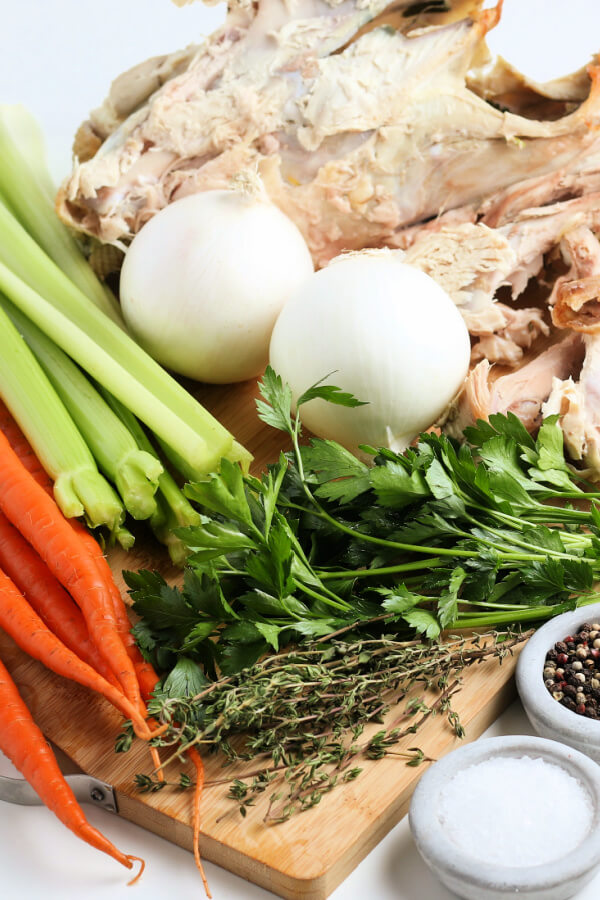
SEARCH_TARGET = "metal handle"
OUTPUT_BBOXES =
[0,774,117,813]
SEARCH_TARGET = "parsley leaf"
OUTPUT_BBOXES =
[370,461,430,508]
[161,657,208,699]
[378,585,421,614]
[124,570,199,636]
[437,567,466,629]
[297,374,368,409]
[184,459,257,532]
[403,609,441,640]
[256,366,294,435]
[303,439,371,504]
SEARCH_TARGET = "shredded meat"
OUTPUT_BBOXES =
[55,0,600,478]
[58,1,600,266]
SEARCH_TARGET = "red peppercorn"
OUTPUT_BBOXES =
[557,653,569,665]
[565,636,575,643]
[577,704,587,714]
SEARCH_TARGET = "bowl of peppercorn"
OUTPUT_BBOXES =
[516,603,600,763]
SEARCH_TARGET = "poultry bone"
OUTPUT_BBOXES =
[58,0,600,266]
[57,0,600,479]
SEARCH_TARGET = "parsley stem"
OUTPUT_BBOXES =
[318,559,448,579]
[454,594,600,629]
[298,581,352,612]
[463,514,584,561]
[457,600,532,611]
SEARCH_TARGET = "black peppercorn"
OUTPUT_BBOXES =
[544,623,600,721]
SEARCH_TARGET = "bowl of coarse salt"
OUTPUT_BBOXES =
[409,735,600,900]
[516,603,600,762]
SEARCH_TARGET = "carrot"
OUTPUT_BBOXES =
[0,653,144,876]
[0,564,162,742]
[0,429,143,708]
[0,511,120,689]
[0,401,156,705]
[78,528,160,701]
[0,399,42,482]
[187,746,211,898]
[0,400,165,770]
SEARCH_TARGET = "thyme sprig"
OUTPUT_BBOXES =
[128,629,528,820]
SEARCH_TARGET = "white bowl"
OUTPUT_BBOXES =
[516,603,600,762]
[409,735,600,900]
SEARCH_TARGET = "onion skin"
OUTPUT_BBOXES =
[269,252,471,453]
[119,190,314,384]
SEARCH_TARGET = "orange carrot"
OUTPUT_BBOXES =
[0,402,204,883]
[0,511,120,689]
[0,399,43,482]
[78,529,160,702]
[0,400,165,770]
[0,401,157,707]
[0,653,143,876]
[187,746,211,897]
[0,429,143,708]
[0,565,160,741]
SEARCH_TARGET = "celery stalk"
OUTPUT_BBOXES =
[0,203,250,474]
[0,106,122,325]
[4,299,164,520]
[98,387,202,564]
[0,259,230,475]
[0,297,124,531]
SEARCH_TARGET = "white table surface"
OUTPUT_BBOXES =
[2,1,600,898]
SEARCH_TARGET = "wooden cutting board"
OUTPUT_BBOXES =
[0,378,524,899]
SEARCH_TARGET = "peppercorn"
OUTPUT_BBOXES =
[544,622,600,721]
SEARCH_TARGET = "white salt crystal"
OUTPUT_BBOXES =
[438,755,592,867]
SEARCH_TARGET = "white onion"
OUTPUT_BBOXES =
[119,187,314,383]
[269,250,471,453]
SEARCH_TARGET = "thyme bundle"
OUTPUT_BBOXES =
[127,628,528,820]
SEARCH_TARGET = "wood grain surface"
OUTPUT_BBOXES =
[0,379,524,899]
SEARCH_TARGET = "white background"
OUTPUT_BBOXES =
[2,1,600,899]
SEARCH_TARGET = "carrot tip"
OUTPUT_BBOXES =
[194,843,212,899]
[126,855,146,886]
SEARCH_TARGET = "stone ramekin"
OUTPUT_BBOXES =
[408,735,600,900]
[516,603,600,762]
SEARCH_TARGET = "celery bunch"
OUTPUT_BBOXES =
[0,106,249,560]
